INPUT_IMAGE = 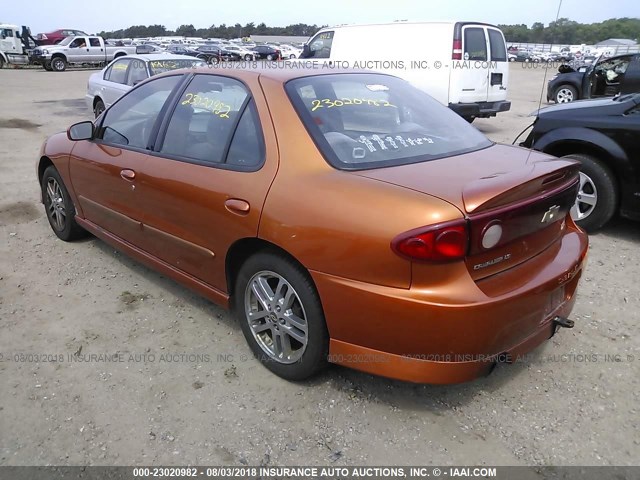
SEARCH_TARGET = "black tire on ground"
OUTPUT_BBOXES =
[234,251,329,381]
[44,61,53,71]
[51,56,67,72]
[41,166,87,241]
[266,54,274,60]
[0,56,5,69]
[93,98,105,118]
[554,84,577,103]
[463,116,475,123]
[562,153,618,232]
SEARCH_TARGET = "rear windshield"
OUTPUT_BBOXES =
[148,58,206,75]
[285,73,492,170]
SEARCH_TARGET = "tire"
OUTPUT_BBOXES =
[244,54,252,61]
[554,84,577,103]
[266,54,274,60]
[44,61,53,71]
[93,98,105,118]
[41,166,87,241]
[234,251,329,381]
[563,154,618,232]
[51,56,67,72]
[0,56,4,69]
[464,116,475,123]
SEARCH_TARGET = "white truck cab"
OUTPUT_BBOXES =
[0,23,33,67]
[299,22,511,121]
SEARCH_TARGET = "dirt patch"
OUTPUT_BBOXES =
[119,290,151,309]
[0,118,41,130]
[0,201,41,225]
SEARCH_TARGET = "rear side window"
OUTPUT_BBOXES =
[286,73,492,170]
[464,28,487,61]
[488,29,506,62]
[89,37,101,47]
[105,59,130,84]
[160,74,263,168]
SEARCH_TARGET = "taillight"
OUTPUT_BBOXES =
[392,220,468,262]
[452,39,462,60]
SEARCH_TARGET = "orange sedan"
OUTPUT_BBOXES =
[37,67,588,384]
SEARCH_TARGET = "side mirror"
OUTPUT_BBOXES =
[67,121,94,141]
[301,44,311,58]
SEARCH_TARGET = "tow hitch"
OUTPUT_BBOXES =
[554,316,574,329]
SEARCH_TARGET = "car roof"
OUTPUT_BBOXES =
[166,65,398,84]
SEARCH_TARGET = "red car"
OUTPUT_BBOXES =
[36,28,88,45]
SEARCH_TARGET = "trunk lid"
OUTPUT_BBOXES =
[356,144,580,279]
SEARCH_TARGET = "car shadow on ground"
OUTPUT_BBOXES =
[89,235,532,411]
[594,216,640,242]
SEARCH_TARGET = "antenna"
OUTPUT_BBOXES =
[522,0,564,161]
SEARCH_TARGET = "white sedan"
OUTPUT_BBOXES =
[85,54,204,118]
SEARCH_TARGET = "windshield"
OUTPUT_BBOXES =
[286,73,492,170]
[57,36,74,46]
[148,59,206,75]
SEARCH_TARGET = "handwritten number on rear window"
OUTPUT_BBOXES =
[310,98,396,112]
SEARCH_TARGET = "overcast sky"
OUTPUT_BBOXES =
[3,0,638,35]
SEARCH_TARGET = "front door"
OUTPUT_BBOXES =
[135,73,278,291]
[69,75,184,246]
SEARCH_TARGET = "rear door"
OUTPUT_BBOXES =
[87,37,105,63]
[486,27,508,102]
[456,25,489,103]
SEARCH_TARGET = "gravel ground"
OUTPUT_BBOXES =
[0,64,638,467]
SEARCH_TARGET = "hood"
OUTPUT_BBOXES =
[534,94,639,117]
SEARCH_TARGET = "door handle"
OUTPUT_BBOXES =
[224,198,250,215]
[120,169,136,181]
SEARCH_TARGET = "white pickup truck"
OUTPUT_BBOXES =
[30,35,136,71]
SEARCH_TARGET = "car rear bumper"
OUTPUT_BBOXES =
[310,220,588,384]
[449,100,511,118]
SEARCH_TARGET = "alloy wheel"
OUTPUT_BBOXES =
[556,88,574,103]
[45,177,67,231]
[244,270,309,364]
[570,171,598,221]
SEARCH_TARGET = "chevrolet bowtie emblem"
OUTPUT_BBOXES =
[541,205,561,224]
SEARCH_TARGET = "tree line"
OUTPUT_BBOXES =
[98,23,324,39]
[499,17,639,44]
[98,18,639,44]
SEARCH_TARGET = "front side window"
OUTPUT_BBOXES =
[105,59,130,84]
[304,31,334,59]
[488,29,506,62]
[69,38,86,48]
[98,75,182,149]
[2,29,14,38]
[160,74,257,166]
[464,28,487,61]
[286,74,492,170]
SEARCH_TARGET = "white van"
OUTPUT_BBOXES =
[298,22,511,122]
